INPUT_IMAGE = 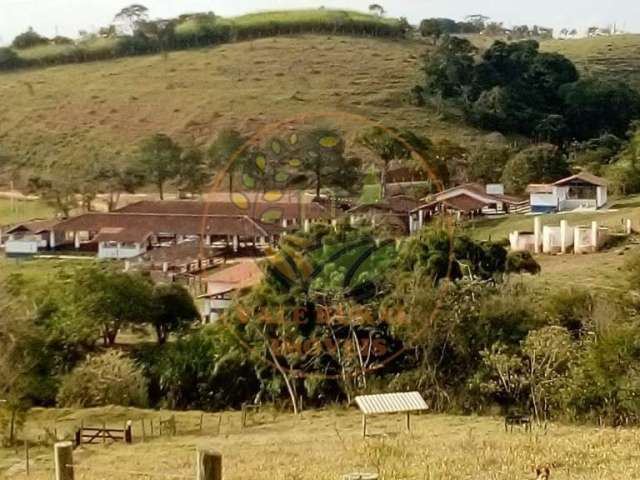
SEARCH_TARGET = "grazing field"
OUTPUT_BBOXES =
[542,34,640,90]
[3,407,640,479]
[0,197,53,226]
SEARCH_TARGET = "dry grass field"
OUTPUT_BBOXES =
[0,35,485,174]
[3,407,640,479]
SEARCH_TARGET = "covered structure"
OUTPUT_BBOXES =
[1,219,62,256]
[527,172,608,213]
[200,261,264,322]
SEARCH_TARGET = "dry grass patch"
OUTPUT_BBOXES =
[4,407,640,479]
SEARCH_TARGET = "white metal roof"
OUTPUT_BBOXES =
[355,392,428,415]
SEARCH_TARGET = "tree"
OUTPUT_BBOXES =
[606,125,640,194]
[26,175,77,217]
[150,284,200,344]
[502,144,569,194]
[419,18,457,44]
[424,36,476,98]
[358,127,425,197]
[208,129,248,194]
[0,48,21,70]
[368,4,385,16]
[177,147,208,195]
[114,4,150,34]
[11,28,49,49]
[560,79,640,140]
[134,133,183,199]
[74,265,154,346]
[299,128,361,199]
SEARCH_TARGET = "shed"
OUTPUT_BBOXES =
[355,391,428,437]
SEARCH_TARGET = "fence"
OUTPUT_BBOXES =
[74,422,132,447]
[53,441,222,480]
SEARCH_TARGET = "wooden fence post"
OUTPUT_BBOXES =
[141,419,146,442]
[196,448,222,480]
[24,440,30,476]
[54,441,74,480]
[125,421,132,444]
[199,413,204,433]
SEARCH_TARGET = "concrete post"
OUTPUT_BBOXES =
[591,221,599,252]
[196,449,222,480]
[626,219,633,235]
[232,235,239,253]
[304,219,310,233]
[73,232,80,249]
[54,441,74,480]
[418,209,424,230]
[534,217,542,254]
[50,230,56,249]
[560,220,568,254]
[573,227,581,254]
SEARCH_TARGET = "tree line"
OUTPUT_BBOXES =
[0,6,409,72]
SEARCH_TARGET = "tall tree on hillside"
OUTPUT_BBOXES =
[177,147,209,195]
[114,4,150,34]
[134,133,183,200]
[358,127,433,197]
[150,284,200,344]
[208,129,249,194]
[297,128,361,199]
[26,175,76,217]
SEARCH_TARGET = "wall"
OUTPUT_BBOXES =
[98,242,146,259]
[5,239,39,256]
[530,192,557,210]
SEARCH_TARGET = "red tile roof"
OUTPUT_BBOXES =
[553,172,608,187]
[53,213,270,238]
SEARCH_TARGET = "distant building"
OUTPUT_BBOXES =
[527,172,608,213]
[0,219,62,257]
[200,261,264,322]
[409,183,528,233]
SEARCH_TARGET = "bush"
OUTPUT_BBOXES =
[502,144,569,194]
[506,251,541,275]
[11,28,49,49]
[0,48,21,70]
[57,351,148,408]
[135,329,259,410]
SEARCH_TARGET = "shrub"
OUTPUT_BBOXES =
[11,28,49,49]
[506,251,541,275]
[0,48,21,70]
[502,144,569,194]
[57,351,148,408]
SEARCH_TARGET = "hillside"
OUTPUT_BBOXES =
[541,34,640,90]
[0,35,490,176]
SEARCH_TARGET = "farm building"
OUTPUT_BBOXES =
[409,184,528,233]
[348,194,422,234]
[0,219,63,257]
[200,261,264,322]
[44,195,334,259]
[527,172,608,213]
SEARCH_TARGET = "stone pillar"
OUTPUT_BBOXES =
[591,221,598,252]
[560,220,568,254]
[534,217,542,254]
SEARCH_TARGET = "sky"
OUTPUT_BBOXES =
[1,0,639,45]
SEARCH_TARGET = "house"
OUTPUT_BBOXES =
[200,261,264,322]
[527,172,608,213]
[93,227,153,259]
[0,219,62,257]
[348,195,422,234]
[409,184,528,233]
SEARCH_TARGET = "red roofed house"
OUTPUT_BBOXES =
[409,183,528,233]
[200,261,264,322]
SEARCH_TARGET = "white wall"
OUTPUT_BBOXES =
[5,239,39,255]
[530,192,557,207]
[98,242,146,259]
[597,186,608,208]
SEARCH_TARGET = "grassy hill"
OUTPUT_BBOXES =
[542,34,640,90]
[0,34,490,177]
[4,406,640,479]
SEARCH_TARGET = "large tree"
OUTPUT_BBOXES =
[150,284,200,344]
[208,129,248,194]
[134,133,183,199]
[114,4,150,34]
